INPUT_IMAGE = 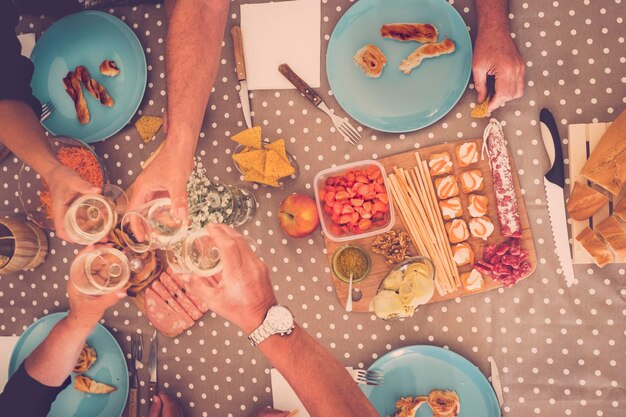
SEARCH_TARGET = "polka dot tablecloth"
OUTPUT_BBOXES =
[2,1,625,416]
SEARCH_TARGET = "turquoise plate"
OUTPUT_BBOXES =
[9,312,129,417]
[326,0,472,133]
[361,345,500,417]
[31,11,147,143]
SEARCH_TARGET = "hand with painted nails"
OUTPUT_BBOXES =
[148,393,185,417]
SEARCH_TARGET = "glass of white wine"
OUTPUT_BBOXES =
[64,185,128,245]
[120,198,188,253]
[70,246,131,295]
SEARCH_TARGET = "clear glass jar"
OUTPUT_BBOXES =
[188,180,256,229]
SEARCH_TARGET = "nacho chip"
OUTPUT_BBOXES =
[244,168,280,187]
[135,116,163,143]
[266,139,289,162]
[471,99,489,118]
[265,149,295,179]
[233,150,266,173]
[231,126,262,149]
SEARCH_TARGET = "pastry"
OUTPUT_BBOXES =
[63,71,90,124]
[381,23,438,43]
[455,141,479,167]
[392,396,429,417]
[468,216,494,240]
[445,219,469,243]
[99,60,120,77]
[428,389,460,416]
[566,181,609,221]
[439,197,462,220]
[615,197,626,222]
[595,216,626,259]
[75,66,114,107]
[74,375,117,394]
[73,344,97,374]
[353,44,387,78]
[575,226,613,267]
[399,39,455,75]
[435,175,459,200]
[428,152,453,176]
[451,242,474,266]
[459,169,484,193]
[461,269,485,292]
[467,194,488,218]
[579,109,626,196]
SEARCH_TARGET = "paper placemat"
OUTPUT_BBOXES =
[0,336,20,392]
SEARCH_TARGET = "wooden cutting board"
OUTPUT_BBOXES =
[567,121,625,264]
[323,139,537,312]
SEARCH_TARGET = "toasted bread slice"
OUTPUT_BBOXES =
[74,375,117,394]
[73,345,97,374]
[566,181,609,221]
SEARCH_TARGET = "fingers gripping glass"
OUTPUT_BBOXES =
[70,247,131,295]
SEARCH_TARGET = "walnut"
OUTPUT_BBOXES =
[371,229,412,264]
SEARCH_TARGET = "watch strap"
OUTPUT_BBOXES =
[248,321,274,347]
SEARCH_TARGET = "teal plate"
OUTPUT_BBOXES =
[31,11,147,143]
[9,312,129,417]
[326,0,472,133]
[361,345,500,417]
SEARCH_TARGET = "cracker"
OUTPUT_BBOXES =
[135,116,163,143]
[231,126,262,149]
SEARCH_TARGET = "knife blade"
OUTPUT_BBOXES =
[487,356,505,409]
[148,330,158,401]
[231,25,252,129]
[540,108,576,287]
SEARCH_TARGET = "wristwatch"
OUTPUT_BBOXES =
[247,305,295,347]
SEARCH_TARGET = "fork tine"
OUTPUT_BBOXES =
[339,122,361,143]
[337,124,359,145]
[342,119,361,139]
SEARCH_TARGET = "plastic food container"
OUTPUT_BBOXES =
[313,160,395,242]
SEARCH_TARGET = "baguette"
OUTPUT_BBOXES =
[595,216,626,259]
[74,375,117,394]
[614,197,626,222]
[566,181,609,220]
[575,226,613,267]
[579,109,626,196]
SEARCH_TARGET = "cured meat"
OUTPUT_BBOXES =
[399,39,455,75]
[150,280,194,324]
[483,119,521,237]
[381,23,438,43]
[159,271,203,320]
[169,271,210,313]
[144,288,194,337]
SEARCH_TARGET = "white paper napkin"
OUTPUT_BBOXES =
[241,0,321,90]
[271,367,353,416]
[17,33,36,59]
[0,336,20,392]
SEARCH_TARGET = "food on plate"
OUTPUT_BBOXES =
[74,375,117,394]
[99,59,120,77]
[445,219,469,243]
[467,194,488,218]
[455,141,479,167]
[579,109,626,196]
[320,165,390,236]
[399,39,456,75]
[484,119,521,237]
[595,216,626,259]
[371,229,412,264]
[575,226,613,267]
[428,389,460,416]
[615,198,626,222]
[279,193,320,238]
[428,152,453,176]
[73,344,97,373]
[460,269,485,292]
[434,175,459,200]
[63,70,90,124]
[475,238,532,287]
[75,66,114,107]
[566,181,609,221]
[372,259,435,320]
[380,23,438,43]
[159,271,203,320]
[232,126,262,148]
[459,169,484,193]
[390,396,428,417]
[439,197,462,220]
[135,115,163,143]
[332,245,370,282]
[353,44,387,78]
[468,216,495,240]
[451,242,473,266]
[145,287,195,336]
[471,99,490,118]
[39,147,104,219]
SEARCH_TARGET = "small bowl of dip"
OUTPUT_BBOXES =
[331,245,371,284]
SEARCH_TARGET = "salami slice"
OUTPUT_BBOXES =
[159,272,203,320]
[144,288,194,337]
[483,119,521,237]
[168,272,210,313]
[150,280,194,324]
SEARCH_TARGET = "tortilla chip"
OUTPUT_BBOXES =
[266,139,289,162]
[471,99,489,118]
[231,126,262,149]
[135,116,163,143]
[233,150,266,173]
[264,149,295,179]
[244,168,280,187]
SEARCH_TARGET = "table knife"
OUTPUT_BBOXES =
[231,25,252,129]
[148,330,158,401]
[540,108,576,287]
[487,356,505,409]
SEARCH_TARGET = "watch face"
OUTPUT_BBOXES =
[266,305,294,333]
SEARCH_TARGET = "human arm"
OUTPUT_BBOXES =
[182,224,378,417]
[128,0,230,219]
[472,0,525,113]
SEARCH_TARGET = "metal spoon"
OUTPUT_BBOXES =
[346,273,354,312]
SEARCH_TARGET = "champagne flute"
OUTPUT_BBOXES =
[70,247,131,295]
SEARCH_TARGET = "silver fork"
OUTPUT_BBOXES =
[40,101,54,122]
[351,369,384,386]
[279,63,361,146]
